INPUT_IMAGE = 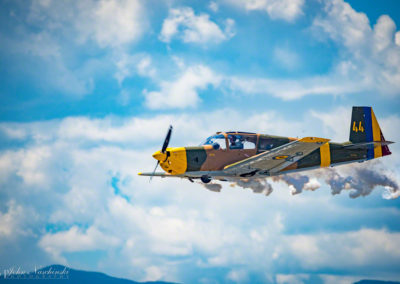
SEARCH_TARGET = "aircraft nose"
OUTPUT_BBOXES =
[152,147,187,175]
[152,150,167,162]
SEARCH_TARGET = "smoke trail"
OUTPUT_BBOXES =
[201,182,222,192]
[197,178,273,195]
[232,178,273,196]
[383,188,400,200]
[271,174,321,195]
[316,168,353,195]
[333,167,397,198]
[314,163,399,199]
[196,162,399,199]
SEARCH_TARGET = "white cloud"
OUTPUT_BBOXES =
[312,0,400,96]
[137,56,156,78]
[17,146,52,187]
[0,109,399,282]
[159,7,235,44]
[209,1,219,12]
[0,200,25,237]
[226,75,361,100]
[0,0,147,96]
[226,269,249,282]
[82,0,143,48]
[319,274,366,284]
[39,226,120,260]
[310,106,351,141]
[144,65,221,109]
[143,61,364,106]
[395,31,400,46]
[286,229,400,269]
[198,0,400,101]
[5,30,96,96]
[144,266,164,282]
[30,0,145,48]
[225,0,305,22]
[276,274,309,284]
[114,53,156,85]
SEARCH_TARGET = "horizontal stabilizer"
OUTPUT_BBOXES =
[344,141,394,149]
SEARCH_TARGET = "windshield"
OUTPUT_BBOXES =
[201,134,226,150]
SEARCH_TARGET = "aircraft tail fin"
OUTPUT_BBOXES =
[349,106,391,159]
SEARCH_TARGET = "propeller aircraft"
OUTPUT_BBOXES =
[138,107,393,184]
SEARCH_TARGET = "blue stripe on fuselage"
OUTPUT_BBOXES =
[363,107,374,160]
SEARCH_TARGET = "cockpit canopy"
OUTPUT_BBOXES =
[202,132,257,150]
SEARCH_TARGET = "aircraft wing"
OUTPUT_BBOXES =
[138,172,182,178]
[138,171,231,180]
[223,137,330,176]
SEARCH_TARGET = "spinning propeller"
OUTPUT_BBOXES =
[150,125,173,182]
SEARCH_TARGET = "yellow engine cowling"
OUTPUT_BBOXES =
[152,147,187,175]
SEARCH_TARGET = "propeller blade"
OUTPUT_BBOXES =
[149,161,160,182]
[161,125,173,153]
[150,125,172,182]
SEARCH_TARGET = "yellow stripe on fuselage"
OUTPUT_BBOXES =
[320,143,331,167]
[371,109,382,158]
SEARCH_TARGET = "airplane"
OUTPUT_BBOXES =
[138,107,393,184]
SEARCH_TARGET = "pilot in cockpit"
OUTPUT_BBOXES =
[229,135,244,149]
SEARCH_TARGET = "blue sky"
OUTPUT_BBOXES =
[0,0,400,283]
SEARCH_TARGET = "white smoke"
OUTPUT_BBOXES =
[199,182,222,192]
[230,178,273,196]
[383,187,400,200]
[272,163,399,199]
[196,163,399,199]
[198,178,273,195]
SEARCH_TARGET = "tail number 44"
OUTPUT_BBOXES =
[353,121,364,133]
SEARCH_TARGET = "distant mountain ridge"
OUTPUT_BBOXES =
[0,264,177,284]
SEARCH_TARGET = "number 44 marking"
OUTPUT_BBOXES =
[353,121,364,133]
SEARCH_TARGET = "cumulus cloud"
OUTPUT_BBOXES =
[0,108,399,281]
[276,274,310,284]
[29,0,145,48]
[144,65,221,109]
[208,1,219,12]
[286,229,400,270]
[151,62,364,103]
[3,30,95,96]
[225,0,305,22]
[0,0,147,96]
[312,0,400,96]
[142,62,363,107]
[39,226,120,261]
[114,52,156,85]
[206,0,400,101]
[0,200,26,238]
[159,7,235,44]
